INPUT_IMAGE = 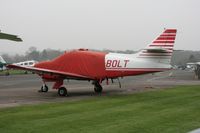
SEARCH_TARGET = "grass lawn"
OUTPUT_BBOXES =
[1,86,200,133]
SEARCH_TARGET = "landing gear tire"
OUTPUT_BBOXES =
[94,83,103,93]
[39,84,48,92]
[58,87,67,96]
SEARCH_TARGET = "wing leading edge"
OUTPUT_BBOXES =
[7,64,93,80]
[0,32,22,42]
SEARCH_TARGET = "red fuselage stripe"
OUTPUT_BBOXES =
[106,68,170,70]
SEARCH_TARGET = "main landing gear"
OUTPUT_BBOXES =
[93,81,103,93]
[58,87,67,96]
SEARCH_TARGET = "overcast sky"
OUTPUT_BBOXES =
[0,0,199,55]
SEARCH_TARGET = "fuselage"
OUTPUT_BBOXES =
[34,49,171,80]
[6,29,177,96]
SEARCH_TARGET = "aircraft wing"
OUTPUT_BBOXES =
[7,64,92,80]
[0,32,22,42]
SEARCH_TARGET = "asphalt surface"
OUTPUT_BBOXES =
[0,69,200,108]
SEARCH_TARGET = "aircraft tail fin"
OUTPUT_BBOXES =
[137,29,177,64]
[0,56,6,64]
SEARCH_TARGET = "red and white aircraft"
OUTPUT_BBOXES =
[8,29,177,96]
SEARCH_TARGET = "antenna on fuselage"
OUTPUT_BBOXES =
[117,78,121,88]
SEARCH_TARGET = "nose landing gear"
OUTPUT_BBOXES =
[39,84,49,92]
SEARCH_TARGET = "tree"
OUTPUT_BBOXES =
[188,54,196,63]
[41,49,48,60]
[25,46,40,61]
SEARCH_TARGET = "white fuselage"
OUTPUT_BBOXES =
[105,53,172,71]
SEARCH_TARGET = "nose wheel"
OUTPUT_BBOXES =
[39,84,49,92]
[58,87,68,96]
